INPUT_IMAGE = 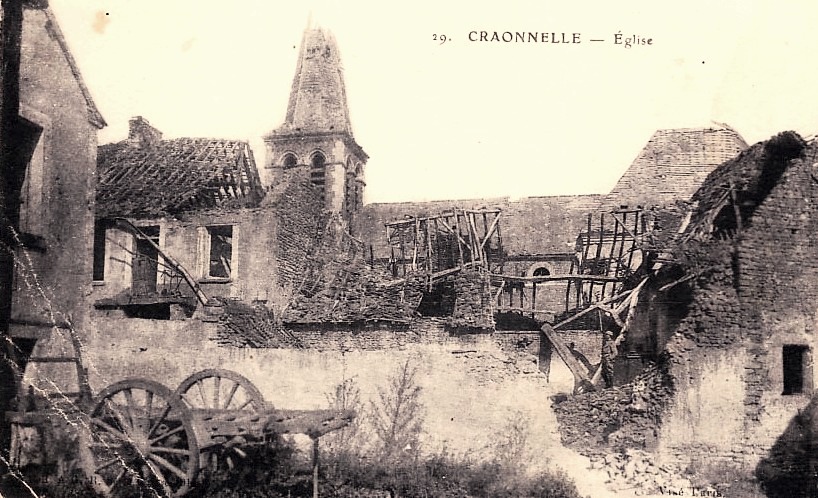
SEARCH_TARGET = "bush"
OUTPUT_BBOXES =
[320,451,583,498]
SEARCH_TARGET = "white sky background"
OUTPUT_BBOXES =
[49,0,818,204]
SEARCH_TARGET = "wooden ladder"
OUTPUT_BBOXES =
[9,319,92,410]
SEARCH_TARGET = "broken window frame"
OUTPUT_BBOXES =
[131,225,161,296]
[199,224,237,282]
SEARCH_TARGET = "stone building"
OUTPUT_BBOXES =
[651,132,818,471]
[91,116,274,315]
[555,132,818,484]
[2,3,105,458]
[6,7,105,334]
[91,27,372,319]
[5,5,105,384]
[263,26,367,226]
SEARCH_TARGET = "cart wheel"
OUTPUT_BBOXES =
[174,369,266,474]
[80,378,200,497]
[174,368,266,411]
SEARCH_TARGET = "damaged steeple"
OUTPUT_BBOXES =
[264,23,367,224]
[282,27,352,135]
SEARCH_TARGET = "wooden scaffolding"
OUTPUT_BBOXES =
[384,208,503,281]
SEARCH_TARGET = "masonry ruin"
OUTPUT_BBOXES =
[2,8,815,498]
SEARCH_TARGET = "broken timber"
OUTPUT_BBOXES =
[384,207,503,283]
[541,323,595,393]
[537,277,648,392]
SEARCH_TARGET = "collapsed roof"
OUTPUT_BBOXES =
[96,117,264,218]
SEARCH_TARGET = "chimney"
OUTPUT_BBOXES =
[127,116,162,147]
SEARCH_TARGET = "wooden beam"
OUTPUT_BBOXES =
[312,437,320,498]
[541,324,594,391]
[658,273,695,292]
[495,306,554,314]
[479,213,501,254]
[466,212,481,263]
[411,218,419,272]
[493,280,505,304]
[439,217,467,264]
[492,274,621,283]
[610,212,639,240]
[552,303,602,330]
[114,218,210,306]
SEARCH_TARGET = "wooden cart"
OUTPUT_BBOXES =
[76,368,354,497]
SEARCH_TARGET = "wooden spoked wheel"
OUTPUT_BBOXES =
[174,369,266,473]
[174,369,266,412]
[81,379,200,497]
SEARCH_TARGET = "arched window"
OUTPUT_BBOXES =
[525,263,552,289]
[345,158,356,219]
[526,263,553,278]
[282,153,297,168]
[354,163,363,210]
[532,267,550,277]
[310,152,326,203]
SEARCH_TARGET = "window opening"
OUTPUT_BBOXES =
[310,153,326,203]
[783,344,810,395]
[532,267,551,277]
[208,225,233,279]
[92,219,111,281]
[283,153,297,168]
[132,226,160,296]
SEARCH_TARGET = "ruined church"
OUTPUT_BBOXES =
[6,11,818,496]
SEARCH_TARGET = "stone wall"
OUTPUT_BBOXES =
[69,315,575,457]
[622,135,818,471]
[271,168,326,294]
[9,8,101,330]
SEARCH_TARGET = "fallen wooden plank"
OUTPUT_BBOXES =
[540,324,595,392]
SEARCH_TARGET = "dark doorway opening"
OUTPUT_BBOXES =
[783,345,810,395]
[417,281,456,316]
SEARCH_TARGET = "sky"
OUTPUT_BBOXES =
[48,0,818,204]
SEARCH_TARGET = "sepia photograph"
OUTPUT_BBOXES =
[2,0,818,496]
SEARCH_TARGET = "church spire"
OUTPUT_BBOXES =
[263,24,367,223]
[279,26,352,135]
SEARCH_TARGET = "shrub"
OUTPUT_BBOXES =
[369,358,425,465]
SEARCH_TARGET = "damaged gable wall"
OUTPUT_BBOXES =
[555,133,818,473]
[660,133,818,467]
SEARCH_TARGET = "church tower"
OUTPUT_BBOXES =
[264,25,367,223]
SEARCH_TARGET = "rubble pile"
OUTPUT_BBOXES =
[214,298,304,348]
[588,448,694,495]
[272,170,327,288]
[553,363,674,453]
[283,262,425,325]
